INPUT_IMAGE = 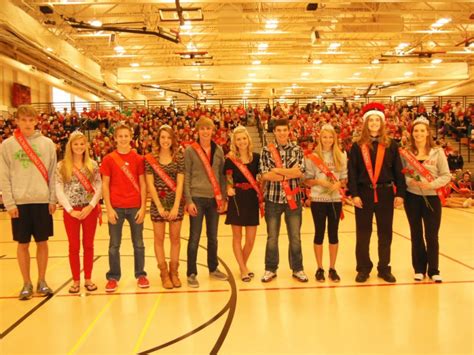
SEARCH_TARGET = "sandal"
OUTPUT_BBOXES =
[68,284,80,294]
[248,272,255,278]
[241,274,251,282]
[84,283,98,292]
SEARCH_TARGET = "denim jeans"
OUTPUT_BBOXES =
[106,207,146,281]
[187,197,219,276]
[264,200,304,273]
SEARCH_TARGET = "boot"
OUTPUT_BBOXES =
[158,263,173,289]
[169,261,182,288]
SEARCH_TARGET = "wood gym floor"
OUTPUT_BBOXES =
[0,205,472,354]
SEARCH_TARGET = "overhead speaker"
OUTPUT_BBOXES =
[306,3,319,11]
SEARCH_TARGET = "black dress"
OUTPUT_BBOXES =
[224,152,260,226]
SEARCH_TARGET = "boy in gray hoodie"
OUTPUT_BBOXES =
[0,105,57,300]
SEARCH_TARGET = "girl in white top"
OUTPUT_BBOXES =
[56,131,102,293]
[400,117,451,283]
[304,124,347,282]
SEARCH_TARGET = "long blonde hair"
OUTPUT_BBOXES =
[59,131,94,182]
[230,126,253,161]
[358,114,391,149]
[315,126,345,172]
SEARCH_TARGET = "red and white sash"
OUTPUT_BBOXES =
[14,129,49,184]
[73,166,102,225]
[268,144,299,210]
[361,143,386,203]
[305,152,345,220]
[399,148,447,205]
[145,154,177,192]
[110,151,140,192]
[191,142,224,209]
[228,155,264,217]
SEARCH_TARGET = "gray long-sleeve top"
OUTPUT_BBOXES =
[0,131,57,210]
[184,141,227,204]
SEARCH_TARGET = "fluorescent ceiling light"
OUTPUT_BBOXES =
[397,43,410,49]
[244,89,250,94]
[301,72,310,76]
[371,59,380,64]
[257,43,268,51]
[114,45,125,53]
[248,73,256,77]
[130,63,140,67]
[353,72,361,76]
[404,71,414,76]
[313,59,323,65]
[245,83,253,87]
[265,19,278,30]
[431,59,443,64]
[383,81,391,85]
[252,60,261,65]
[328,42,341,49]
[180,21,192,30]
[89,19,102,27]
[428,81,438,85]
[142,74,151,79]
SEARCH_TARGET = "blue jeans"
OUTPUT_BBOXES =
[106,207,146,281]
[264,200,304,273]
[187,197,219,276]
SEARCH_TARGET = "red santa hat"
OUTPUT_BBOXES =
[361,102,385,121]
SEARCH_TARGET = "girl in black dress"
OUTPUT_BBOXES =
[224,126,261,282]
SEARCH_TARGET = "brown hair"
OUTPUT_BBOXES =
[408,121,435,155]
[357,114,391,149]
[156,125,180,158]
[16,105,38,119]
[273,118,289,130]
[113,123,133,137]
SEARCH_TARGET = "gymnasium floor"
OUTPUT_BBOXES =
[0,205,472,354]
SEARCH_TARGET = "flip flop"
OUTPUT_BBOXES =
[241,274,251,282]
[68,284,80,294]
[84,283,98,291]
[248,272,255,278]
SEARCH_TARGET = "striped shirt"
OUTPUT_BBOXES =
[260,141,306,204]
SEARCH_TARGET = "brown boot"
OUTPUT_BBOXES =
[158,263,173,289]
[169,261,182,288]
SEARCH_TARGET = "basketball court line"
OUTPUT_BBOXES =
[343,208,474,270]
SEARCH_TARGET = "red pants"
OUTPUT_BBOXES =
[63,207,99,281]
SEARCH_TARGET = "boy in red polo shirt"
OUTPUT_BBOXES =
[100,123,149,292]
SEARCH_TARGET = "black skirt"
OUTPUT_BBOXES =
[225,187,259,226]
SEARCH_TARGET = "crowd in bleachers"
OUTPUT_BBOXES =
[0,99,472,180]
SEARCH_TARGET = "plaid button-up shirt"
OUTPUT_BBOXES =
[259,141,306,204]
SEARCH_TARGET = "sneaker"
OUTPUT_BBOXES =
[315,268,325,282]
[105,279,118,292]
[36,281,53,296]
[462,198,472,208]
[19,284,33,300]
[209,269,228,281]
[414,273,425,281]
[137,275,150,288]
[377,272,397,283]
[328,268,341,282]
[430,274,443,283]
[261,270,277,283]
[187,274,199,288]
[292,270,309,282]
[355,272,369,283]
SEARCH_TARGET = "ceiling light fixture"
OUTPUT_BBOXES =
[371,59,380,64]
[252,60,261,65]
[130,63,140,67]
[265,19,279,30]
[404,71,414,76]
[114,45,125,53]
[328,42,341,49]
[313,59,323,64]
[142,74,151,79]
[383,81,391,85]
[257,43,268,51]
[431,58,443,64]
[301,72,310,76]
[89,19,102,27]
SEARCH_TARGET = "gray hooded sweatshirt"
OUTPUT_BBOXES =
[0,131,57,210]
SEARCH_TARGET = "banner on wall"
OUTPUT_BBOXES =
[12,83,31,107]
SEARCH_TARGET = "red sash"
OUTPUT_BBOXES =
[191,142,224,209]
[110,151,140,192]
[399,148,447,205]
[14,129,49,184]
[305,153,345,220]
[145,154,177,192]
[268,144,299,210]
[361,143,386,203]
[73,167,102,225]
[228,155,264,217]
